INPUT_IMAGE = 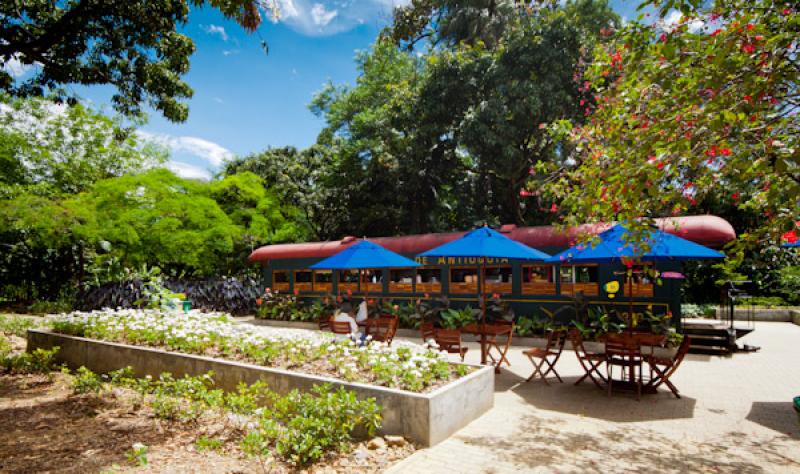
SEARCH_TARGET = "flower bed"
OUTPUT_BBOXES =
[46,309,469,393]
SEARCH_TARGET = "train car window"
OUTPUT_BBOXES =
[484,266,513,294]
[389,268,415,293]
[337,270,360,294]
[450,267,478,294]
[522,265,556,295]
[560,265,599,296]
[362,269,383,293]
[313,270,332,293]
[294,270,313,293]
[416,267,442,294]
[273,270,290,292]
[625,265,654,297]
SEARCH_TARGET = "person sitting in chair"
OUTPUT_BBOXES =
[356,299,368,323]
[333,301,367,343]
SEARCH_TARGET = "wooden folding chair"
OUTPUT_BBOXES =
[523,330,566,384]
[606,333,644,400]
[420,322,436,344]
[368,315,398,345]
[569,329,607,389]
[646,335,691,398]
[486,320,514,367]
[435,328,468,361]
[329,320,355,335]
[318,314,331,331]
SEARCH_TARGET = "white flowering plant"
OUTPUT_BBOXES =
[47,309,470,392]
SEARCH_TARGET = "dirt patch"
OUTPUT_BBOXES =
[0,372,414,473]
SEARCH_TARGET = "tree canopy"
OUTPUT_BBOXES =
[0,94,166,197]
[0,0,268,122]
[537,0,798,245]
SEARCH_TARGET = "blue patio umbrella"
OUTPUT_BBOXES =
[310,239,419,303]
[418,226,551,364]
[546,223,725,325]
[783,242,800,248]
[546,224,725,264]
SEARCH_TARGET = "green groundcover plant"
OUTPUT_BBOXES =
[69,366,381,467]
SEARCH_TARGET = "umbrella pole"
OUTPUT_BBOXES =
[480,257,487,365]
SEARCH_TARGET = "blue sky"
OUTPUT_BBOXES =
[7,0,649,179]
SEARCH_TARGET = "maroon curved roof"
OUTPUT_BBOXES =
[248,215,736,263]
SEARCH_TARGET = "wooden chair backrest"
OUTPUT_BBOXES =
[568,329,587,354]
[420,322,436,342]
[435,328,462,349]
[330,320,354,335]
[370,316,398,342]
[318,315,332,331]
[605,333,641,358]
[545,330,567,353]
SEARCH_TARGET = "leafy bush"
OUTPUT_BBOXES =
[72,366,105,394]
[69,367,381,467]
[78,275,260,315]
[778,266,800,305]
[0,335,10,359]
[1,346,61,373]
[682,304,716,318]
[243,384,381,466]
[27,299,74,315]
[256,290,301,320]
[0,314,37,336]
[195,436,224,452]
[737,296,789,307]
[439,306,478,329]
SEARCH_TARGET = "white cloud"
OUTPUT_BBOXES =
[311,3,338,26]
[204,24,229,41]
[167,161,212,180]
[222,49,239,56]
[213,97,225,104]
[663,10,705,33]
[1,56,35,78]
[271,0,410,36]
[137,130,234,167]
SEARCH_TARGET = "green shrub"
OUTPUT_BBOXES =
[60,367,382,468]
[439,306,478,329]
[195,436,224,452]
[127,443,148,467]
[0,335,11,359]
[682,303,716,318]
[243,384,381,466]
[778,266,800,305]
[2,346,61,373]
[0,314,37,337]
[27,299,74,315]
[72,366,105,394]
[737,296,789,307]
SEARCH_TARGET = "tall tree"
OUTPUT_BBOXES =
[222,145,345,240]
[0,0,270,122]
[0,94,166,196]
[537,0,798,255]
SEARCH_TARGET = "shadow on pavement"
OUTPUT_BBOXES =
[747,401,800,440]
[499,369,697,422]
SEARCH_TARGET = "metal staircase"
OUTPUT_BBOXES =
[682,281,757,354]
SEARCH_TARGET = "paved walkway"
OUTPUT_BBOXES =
[387,322,800,473]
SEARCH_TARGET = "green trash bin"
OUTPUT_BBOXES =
[794,396,800,423]
[182,300,192,313]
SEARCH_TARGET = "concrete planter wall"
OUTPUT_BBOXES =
[791,310,800,327]
[714,307,800,322]
[27,330,493,446]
